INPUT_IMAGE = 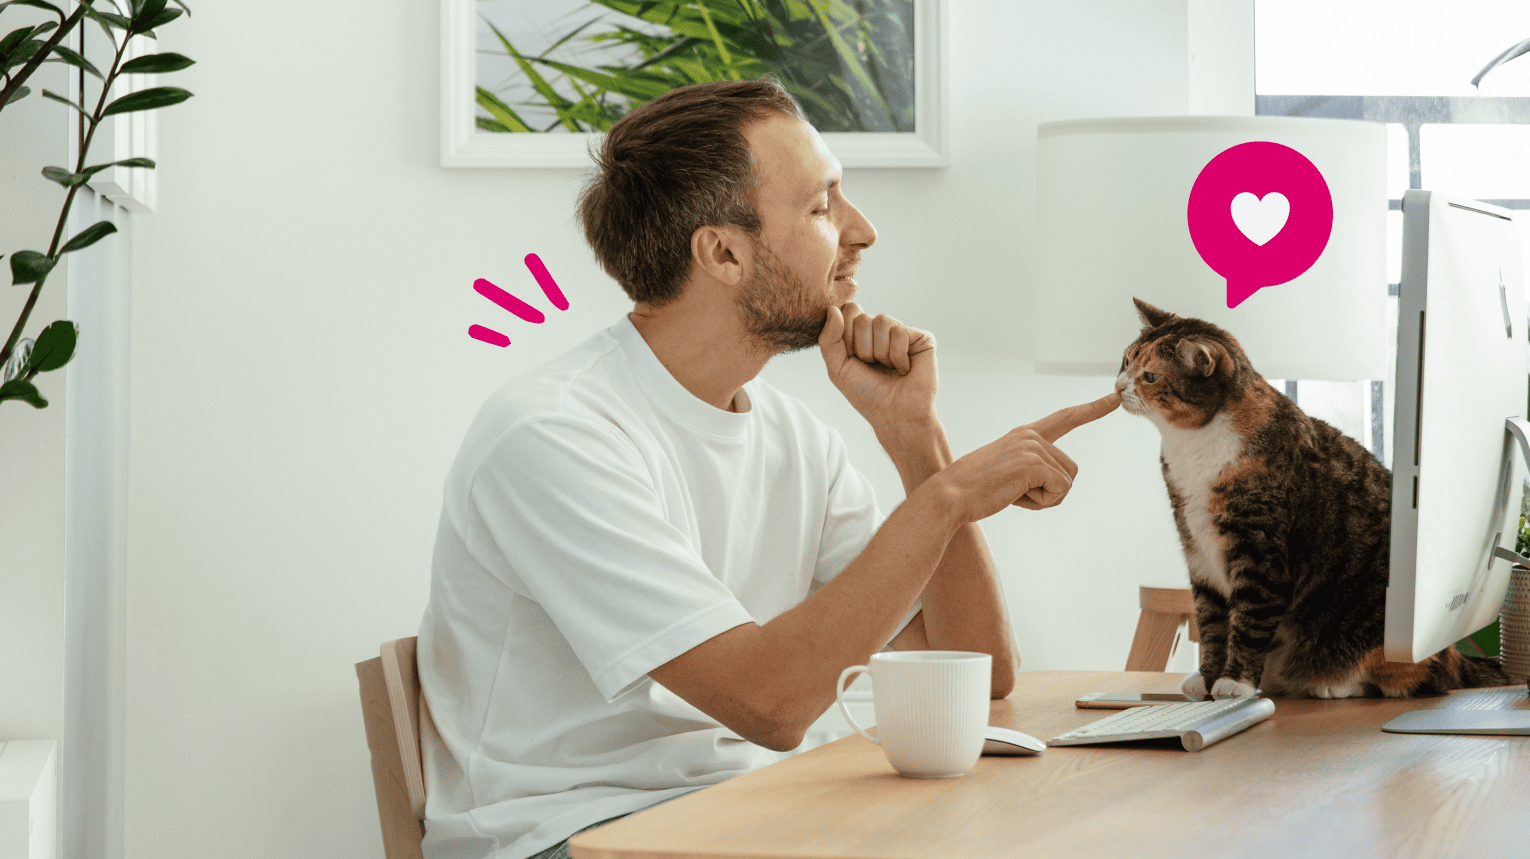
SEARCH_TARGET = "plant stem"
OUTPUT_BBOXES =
[0,13,126,370]
[0,3,85,111]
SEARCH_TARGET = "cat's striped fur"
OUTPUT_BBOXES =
[1117,298,1508,698]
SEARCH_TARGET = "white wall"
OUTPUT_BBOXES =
[127,2,1202,856]
[0,17,70,771]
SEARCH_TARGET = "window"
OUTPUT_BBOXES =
[1254,0,1530,469]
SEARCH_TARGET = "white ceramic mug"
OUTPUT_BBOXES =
[835,651,991,778]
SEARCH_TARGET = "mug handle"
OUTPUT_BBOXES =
[836,665,878,745]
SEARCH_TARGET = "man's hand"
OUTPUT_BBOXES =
[931,392,1122,523]
[818,302,937,441]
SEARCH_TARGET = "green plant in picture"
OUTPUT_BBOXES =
[0,0,193,409]
[476,0,914,135]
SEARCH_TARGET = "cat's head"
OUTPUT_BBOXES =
[1116,298,1262,430]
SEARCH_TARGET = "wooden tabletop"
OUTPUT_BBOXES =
[571,670,1530,859]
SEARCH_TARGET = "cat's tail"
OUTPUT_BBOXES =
[1455,652,1512,689]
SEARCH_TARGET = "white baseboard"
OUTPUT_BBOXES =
[0,741,56,859]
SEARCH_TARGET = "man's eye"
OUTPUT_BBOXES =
[1144,372,1160,383]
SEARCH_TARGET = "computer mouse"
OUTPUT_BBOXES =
[982,726,1046,756]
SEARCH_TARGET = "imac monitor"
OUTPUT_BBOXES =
[1382,190,1530,734]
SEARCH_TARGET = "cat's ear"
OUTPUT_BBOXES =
[1133,297,1178,330]
[1176,338,1227,377]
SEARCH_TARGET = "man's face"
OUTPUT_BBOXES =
[737,114,878,352]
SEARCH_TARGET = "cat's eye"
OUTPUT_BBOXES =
[1143,372,1160,383]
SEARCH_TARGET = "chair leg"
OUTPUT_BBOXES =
[1126,610,1183,672]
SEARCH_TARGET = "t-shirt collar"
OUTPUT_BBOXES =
[613,315,753,440]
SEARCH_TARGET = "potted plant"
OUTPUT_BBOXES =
[0,0,193,409]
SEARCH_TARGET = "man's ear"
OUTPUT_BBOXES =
[691,224,749,286]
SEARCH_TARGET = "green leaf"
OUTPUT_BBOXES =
[804,0,894,125]
[4,37,44,69]
[474,86,531,133]
[1,84,30,105]
[94,11,132,30]
[47,44,103,79]
[59,220,116,254]
[79,4,125,41]
[533,58,672,101]
[485,20,580,131]
[129,0,164,29]
[40,87,88,115]
[0,379,48,408]
[0,27,32,58]
[146,7,180,28]
[9,250,55,285]
[88,156,154,174]
[100,84,190,116]
[22,320,77,374]
[43,157,156,188]
[119,50,192,74]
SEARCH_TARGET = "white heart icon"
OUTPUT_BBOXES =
[1230,192,1290,246]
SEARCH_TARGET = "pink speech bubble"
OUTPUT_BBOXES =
[1186,141,1333,308]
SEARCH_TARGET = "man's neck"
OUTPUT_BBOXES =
[628,300,772,413]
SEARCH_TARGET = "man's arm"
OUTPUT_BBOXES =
[878,421,1018,697]
[650,305,1119,751]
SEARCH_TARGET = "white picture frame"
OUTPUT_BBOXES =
[439,0,947,169]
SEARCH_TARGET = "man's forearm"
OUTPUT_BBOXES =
[879,421,1020,697]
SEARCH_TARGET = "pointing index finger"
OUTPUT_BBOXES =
[1028,391,1122,444]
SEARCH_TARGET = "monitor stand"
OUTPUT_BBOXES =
[1382,418,1530,736]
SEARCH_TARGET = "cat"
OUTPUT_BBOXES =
[1117,297,1509,699]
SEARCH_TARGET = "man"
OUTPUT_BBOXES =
[417,79,1119,859]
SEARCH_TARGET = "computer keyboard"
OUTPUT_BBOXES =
[1048,697,1276,751]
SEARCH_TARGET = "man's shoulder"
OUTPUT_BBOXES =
[454,324,644,473]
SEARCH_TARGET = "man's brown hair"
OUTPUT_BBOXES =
[576,79,806,305]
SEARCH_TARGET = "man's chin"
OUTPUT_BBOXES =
[747,313,828,354]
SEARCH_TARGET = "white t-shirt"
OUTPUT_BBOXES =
[417,315,897,859]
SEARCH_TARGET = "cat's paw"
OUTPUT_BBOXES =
[1210,677,1257,698]
[1181,673,1209,697]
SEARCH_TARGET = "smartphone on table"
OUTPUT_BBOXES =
[1075,692,1212,709]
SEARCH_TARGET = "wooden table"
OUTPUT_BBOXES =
[571,670,1529,859]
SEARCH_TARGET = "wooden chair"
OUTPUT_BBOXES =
[357,637,428,859]
[1126,586,1199,672]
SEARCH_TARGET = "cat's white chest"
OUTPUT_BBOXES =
[1159,413,1243,596]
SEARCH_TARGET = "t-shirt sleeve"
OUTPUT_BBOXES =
[812,425,883,583]
[808,425,920,645]
[467,414,755,702]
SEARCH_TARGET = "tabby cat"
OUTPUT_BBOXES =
[1117,298,1509,698]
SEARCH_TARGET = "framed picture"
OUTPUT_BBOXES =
[439,0,947,169]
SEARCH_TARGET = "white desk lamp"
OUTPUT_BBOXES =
[1033,116,1389,382]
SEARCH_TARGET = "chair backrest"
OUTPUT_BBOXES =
[357,636,427,859]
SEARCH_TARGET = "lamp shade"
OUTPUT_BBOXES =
[1034,116,1388,380]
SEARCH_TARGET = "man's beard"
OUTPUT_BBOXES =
[738,239,832,353]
